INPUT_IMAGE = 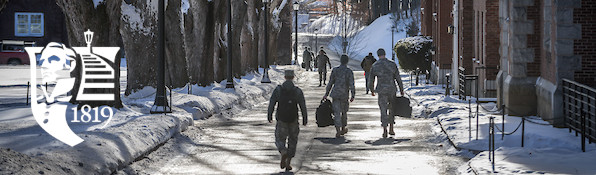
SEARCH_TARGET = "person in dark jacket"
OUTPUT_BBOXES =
[267,69,307,171]
[303,47,313,71]
[316,49,332,87]
[360,52,377,94]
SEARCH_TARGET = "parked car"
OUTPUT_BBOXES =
[0,40,36,65]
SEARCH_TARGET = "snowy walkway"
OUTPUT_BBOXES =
[120,65,466,174]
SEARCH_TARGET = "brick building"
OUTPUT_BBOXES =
[472,0,500,98]
[421,0,452,84]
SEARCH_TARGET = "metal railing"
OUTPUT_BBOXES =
[563,79,596,152]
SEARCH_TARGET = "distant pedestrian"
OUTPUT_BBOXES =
[324,55,355,138]
[303,47,313,71]
[309,48,316,71]
[267,69,308,171]
[360,52,377,94]
[316,49,332,87]
[368,49,404,138]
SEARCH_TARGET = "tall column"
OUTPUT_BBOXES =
[501,0,538,116]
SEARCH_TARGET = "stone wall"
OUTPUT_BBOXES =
[500,0,539,116]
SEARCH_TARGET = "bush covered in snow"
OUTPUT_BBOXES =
[394,36,432,72]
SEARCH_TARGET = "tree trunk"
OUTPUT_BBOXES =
[164,0,189,88]
[184,0,212,86]
[120,0,158,95]
[56,0,123,108]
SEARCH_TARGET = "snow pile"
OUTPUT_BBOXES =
[400,75,596,174]
[307,14,364,35]
[327,14,409,62]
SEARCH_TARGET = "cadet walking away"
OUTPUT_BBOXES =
[267,70,308,171]
[324,55,356,138]
[360,52,377,94]
[316,49,332,87]
[368,49,405,138]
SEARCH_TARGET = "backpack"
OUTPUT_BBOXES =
[316,99,334,127]
[391,96,412,118]
[277,86,299,122]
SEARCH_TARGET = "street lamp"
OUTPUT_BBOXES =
[226,0,235,88]
[391,25,396,61]
[151,0,171,114]
[341,0,347,54]
[261,0,271,83]
[293,1,299,65]
[314,28,318,52]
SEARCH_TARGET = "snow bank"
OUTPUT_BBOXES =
[327,14,408,62]
[307,14,364,35]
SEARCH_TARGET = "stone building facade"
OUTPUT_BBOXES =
[421,0,595,127]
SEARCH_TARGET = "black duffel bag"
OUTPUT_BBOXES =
[316,99,334,127]
[391,96,412,118]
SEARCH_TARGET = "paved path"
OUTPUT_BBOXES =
[120,64,466,174]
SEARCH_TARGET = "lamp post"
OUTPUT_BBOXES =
[391,25,396,61]
[314,28,318,52]
[293,2,299,65]
[151,0,170,114]
[342,0,347,54]
[261,0,271,83]
[226,0,235,88]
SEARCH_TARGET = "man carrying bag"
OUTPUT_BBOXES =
[368,49,405,138]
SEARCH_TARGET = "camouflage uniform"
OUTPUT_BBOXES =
[316,54,331,84]
[368,58,404,127]
[325,65,355,127]
[267,80,307,158]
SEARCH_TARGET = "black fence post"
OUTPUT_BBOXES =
[45,82,48,91]
[488,117,492,161]
[469,99,472,141]
[502,105,505,140]
[476,100,479,140]
[522,117,525,147]
[26,81,30,105]
[581,105,586,152]
[492,117,496,172]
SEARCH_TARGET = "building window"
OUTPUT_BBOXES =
[14,12,44,37]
